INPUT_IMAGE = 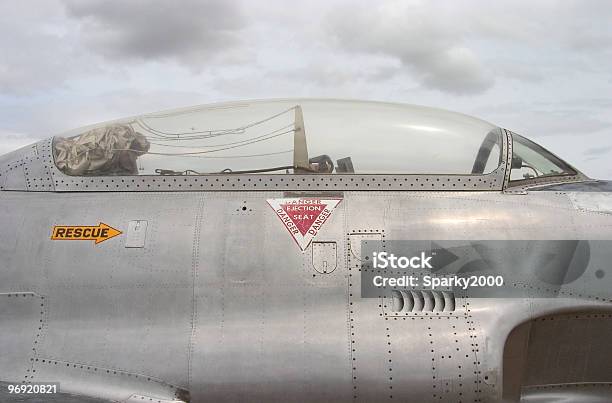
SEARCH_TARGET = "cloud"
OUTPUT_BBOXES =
[1,0,611,179]
[0,130,41,155]
[62,0,246,66]
[584,145,612,157]
[325,2,494,95]
[476,104,611,140]
[0,89,209,138]
[0,2,87,95]
[323,0,612,95]
[519,111,609,137]
[467,1,612,50]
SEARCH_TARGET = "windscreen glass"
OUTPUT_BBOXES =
[52,100,501,176]
[510,133,575,181]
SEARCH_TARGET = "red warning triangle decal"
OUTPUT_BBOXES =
[267,197,342,250]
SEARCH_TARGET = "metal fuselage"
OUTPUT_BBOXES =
[1,99,611,402]
[2,187,612,403]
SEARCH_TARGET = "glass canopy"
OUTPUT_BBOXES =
[52,99,503,176]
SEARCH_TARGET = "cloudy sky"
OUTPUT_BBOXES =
[1,0,611,178]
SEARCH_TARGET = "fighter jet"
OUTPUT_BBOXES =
[1,99,611,403]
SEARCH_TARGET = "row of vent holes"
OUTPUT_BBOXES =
[56,176,492,184]
[533,383,612,390]
[35,359,158,383]
[512,283,610,302]
[56,182,492,189]
[54,177,493,188]
[537,314,612,321]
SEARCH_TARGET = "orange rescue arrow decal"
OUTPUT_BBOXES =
[50,222,122,244]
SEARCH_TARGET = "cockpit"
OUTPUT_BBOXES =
[51,100,506,176]
[0,99,584,192]
[50,100,578,183]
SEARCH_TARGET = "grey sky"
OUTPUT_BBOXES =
[1,0,611,178]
